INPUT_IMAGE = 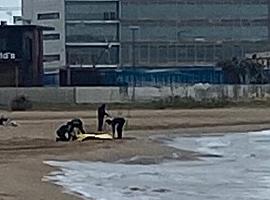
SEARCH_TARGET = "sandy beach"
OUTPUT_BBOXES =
[1,108,270,200]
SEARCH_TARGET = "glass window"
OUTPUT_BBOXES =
[122,24,268,42]
[233,45,244,58]
[66,1,118,20]
[196,45,206,62]
[177,45,187,62]
[214,45,224,61]
[140,45,148,63]
[122,4,177,19]
[37,13,60,20]
[149,45,157,64]
[123,4,267,20]
[121,44,130,65]
[43,54,60,62]
[187,45,195,62]
[121,3,268,42]
[66,46,119,65]
[66,23,119,42]
[177,4,267,20]
[176,26,268,41]
[158,45,167,63]
[168,45,176,63]
[122,25,177,41]
[205,45,215,62]
[43,33,60,40]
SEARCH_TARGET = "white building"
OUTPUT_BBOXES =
[22,0,121,74]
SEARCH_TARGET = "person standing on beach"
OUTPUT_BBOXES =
[97,104,110,131]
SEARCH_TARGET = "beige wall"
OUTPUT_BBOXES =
[0,87,74,105]
[1,85,270,106]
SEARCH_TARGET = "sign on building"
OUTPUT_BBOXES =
[0,52,16,60]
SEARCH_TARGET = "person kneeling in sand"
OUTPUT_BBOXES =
[56,118,86,142]
[105,117,126,139]
[56,124,73,142]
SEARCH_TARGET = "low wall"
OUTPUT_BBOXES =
[1,84,270,106]
[134,84,270,102]
[0,87,75,106]
[75,87,128,104]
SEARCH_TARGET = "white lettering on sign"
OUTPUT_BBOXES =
[0,52,16,60]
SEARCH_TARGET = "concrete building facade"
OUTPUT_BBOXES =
[22,0,120,74]
[22,0,270,72]
[121,0,270,67]
[22,0,66,73]
[64,0,121,68]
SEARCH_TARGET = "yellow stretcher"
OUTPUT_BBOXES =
[75,131,113,142]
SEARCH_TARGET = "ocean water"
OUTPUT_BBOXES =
[43,130,270,200]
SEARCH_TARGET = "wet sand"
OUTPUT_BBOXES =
[1,108,270,200]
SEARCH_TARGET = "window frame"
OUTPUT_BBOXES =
[43,54,61,62]
[37,12,60,20]
[43,33,60,41]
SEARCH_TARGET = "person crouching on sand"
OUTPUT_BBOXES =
[56,118,86,142]
[105,117,126,139]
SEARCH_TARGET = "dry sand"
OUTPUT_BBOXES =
[1,108,270,200]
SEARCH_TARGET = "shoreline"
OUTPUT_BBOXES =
[42,126,270,200]
[1,108,270,200]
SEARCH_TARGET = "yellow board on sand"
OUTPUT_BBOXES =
[75,131,113,142]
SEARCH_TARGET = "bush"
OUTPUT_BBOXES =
[10,95,32,111]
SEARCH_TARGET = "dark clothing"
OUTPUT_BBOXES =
[97,104,109,131]
[56,124,72,141]
[56,118,86,142]
[0,117,8,126]
[67,118,86,134]
[110,118,125,139]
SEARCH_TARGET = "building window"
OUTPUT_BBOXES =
[168,45,176,63]
[43,54,60,62]
[37,12,60,20]
[103,12,116,20]
[140,45,148,63]
[43,33,60,40]
[65,1,118,21]
[158,45,167,63]
[66,46,119,65]
[66,24,119,43]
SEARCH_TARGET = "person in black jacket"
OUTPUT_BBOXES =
[67,118,86,134]
[97,104,110,131]
[56,124,72,142]
[105,117,126,139]
[56,118,86,142]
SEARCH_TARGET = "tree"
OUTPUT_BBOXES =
[217,56,267,84]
